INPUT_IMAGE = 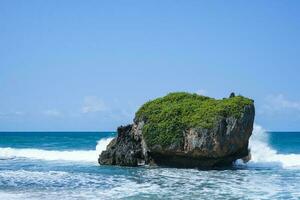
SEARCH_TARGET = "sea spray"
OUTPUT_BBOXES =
[243,124,300,168]
[0,137,113,163]
[1,132,300,199]
[2,129,300,169]
[95,137,114,155]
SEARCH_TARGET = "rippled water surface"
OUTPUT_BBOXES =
[0,126,300,199]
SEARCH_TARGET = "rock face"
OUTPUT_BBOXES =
[99,92,255,168]
[98,125,144,166]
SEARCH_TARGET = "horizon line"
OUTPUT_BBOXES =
[0,130,300,133]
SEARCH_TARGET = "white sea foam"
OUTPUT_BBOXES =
[2,167,299,200]
[0,169,162,200]
[1,127,300,169]
[239,124,300,169]
[0,137,113,163]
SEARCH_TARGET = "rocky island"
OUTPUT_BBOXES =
[99,92,255,168]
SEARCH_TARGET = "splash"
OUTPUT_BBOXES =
[243,124,300,169]
[0,137,113,163]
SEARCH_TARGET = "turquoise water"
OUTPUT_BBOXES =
[0,125,300,199]
[268,132,300,154]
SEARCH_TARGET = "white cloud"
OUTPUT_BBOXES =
[267,94,300,110]
[195,89,207,96]
[259,94,300,115]
[81,96,108,114]
[0,111,25,117]
[14,111,25,116]
[43,109,62,117]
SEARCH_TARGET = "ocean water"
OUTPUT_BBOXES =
[0,125,300,200]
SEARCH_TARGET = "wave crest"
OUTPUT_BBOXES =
[1,128,300,169]
[239,124,300,169]
[0,137,113,163]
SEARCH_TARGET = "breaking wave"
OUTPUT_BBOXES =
[1,127,300,169]
[0,137,113,163]
[238,124,300,169]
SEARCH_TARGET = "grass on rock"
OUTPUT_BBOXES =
[135,92,253,148]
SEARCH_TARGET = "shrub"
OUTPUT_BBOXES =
[135,92,253,148]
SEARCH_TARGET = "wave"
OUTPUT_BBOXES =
[238,124,300,169]
[1,127,300,169]
[0,169,162,200]
[0,137,113,163]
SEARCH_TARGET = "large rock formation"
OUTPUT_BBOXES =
[99,92,255,168]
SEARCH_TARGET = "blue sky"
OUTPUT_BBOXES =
[1,1,300,131]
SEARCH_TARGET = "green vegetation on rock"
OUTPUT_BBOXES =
[135,92,253,148]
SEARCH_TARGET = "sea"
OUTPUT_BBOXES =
[0,125,300,200]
